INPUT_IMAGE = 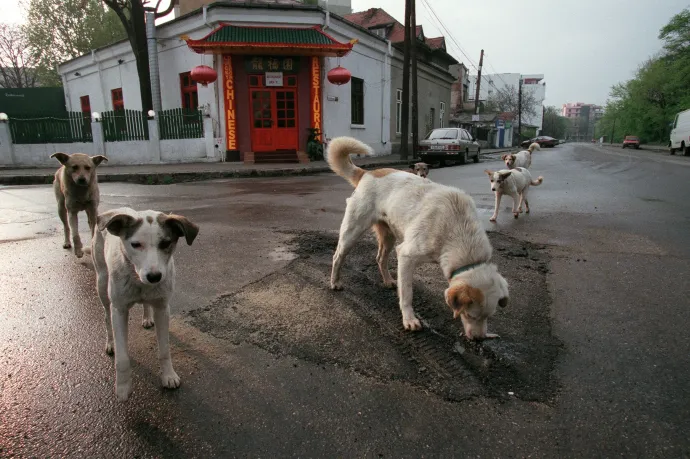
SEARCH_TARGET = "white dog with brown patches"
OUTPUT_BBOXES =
[327,136,509,340]
[501,142,540,169]
[485,167,544,222]
[92,207,199,401]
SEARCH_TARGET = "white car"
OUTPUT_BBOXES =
[417,128,481,166]
[669,109,690,156]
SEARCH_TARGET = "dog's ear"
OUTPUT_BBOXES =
[160,214,199,246]
[97,211,140,236]
[484,169,494,176]
[91,155,108,167]
[498,297,509,308]
[501,154,509,160]
[445,284,484,319]
[51,152,70,165]
[498,171,512,179]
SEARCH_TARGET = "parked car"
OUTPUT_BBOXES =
[520,136,558,148]
[669,109,690,156]
[417,128,480,166]
[622,135,640,149]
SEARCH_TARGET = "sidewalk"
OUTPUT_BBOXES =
[0,148,511,186]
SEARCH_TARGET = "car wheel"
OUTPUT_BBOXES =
[439,159,447,167]
[670,148,676,155]
[635,145,639,149]
[685,143,690,156]
[473,149,480,163]
[461,150,469,164]
[622,145,626,148]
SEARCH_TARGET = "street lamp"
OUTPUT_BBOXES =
[147,110,155,119]
[0,112,8,122]
[92,112,101,122]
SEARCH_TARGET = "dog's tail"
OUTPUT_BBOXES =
[528,142,541,153]
[327,136,372,187]
[531,176,544,186]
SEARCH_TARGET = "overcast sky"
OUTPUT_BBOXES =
[4,0,687,108]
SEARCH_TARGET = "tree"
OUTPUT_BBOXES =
[23,0,126,87]
[485,84,538,121]
[103,0,176,112]
[541,106,569,139]
[0,24,40,88]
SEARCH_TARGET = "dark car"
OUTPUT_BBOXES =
[622,136,640,149]
[520,136,558,148]
[417,128,480,166]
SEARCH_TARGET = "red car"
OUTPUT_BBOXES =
[622,136,640,149]
[520,136,558,148]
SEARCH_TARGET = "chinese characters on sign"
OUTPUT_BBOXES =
[311,57,321,141]
[246,57,299,73]
[223,55,238,151]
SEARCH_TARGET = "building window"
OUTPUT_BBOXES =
[179,72,198,110]
[111,88,124,111]
[79,95,91,116]
[429,107,435,132]
[351,77,364,125]
[439,102,445,128]
[395,89,402,134]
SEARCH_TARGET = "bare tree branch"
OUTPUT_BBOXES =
[0,23,40,88]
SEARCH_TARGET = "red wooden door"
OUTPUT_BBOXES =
[274,89,298,150]
[249,75,299,152]
[250,89,274,152]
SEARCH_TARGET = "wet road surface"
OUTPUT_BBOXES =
[1,143,689,457]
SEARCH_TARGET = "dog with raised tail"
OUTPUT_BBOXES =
[327,136,509,340]
[485,167,544,222]
[501,142,540,169]
[92,207,199,401]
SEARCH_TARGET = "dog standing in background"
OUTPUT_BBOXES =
[485,167,544,222]
[51,152,108,258]
[410,162,430,178]
[501,142,540,169]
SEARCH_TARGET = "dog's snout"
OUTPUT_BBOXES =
[77,177,87,185]
[146,272,162,284]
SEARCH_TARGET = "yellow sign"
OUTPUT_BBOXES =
[311,57,322,141]
[223,55,237,151]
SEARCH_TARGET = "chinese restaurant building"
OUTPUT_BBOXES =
[57,1,455,163]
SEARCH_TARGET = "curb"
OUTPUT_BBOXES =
[0,160,410,186]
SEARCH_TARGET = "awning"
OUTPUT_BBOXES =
[183,24,355,57]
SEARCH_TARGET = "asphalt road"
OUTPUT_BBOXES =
[1,143,689,457]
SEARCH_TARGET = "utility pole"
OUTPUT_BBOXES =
[400,0,412,160]
[517,77,523,142]
[472,49,484,138]
[610,117,616,144]
[410,0,419,158]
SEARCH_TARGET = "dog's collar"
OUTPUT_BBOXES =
[449,261,485,280]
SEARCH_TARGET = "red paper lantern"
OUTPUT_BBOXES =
[327,66,352,85]
[190,65,218,87]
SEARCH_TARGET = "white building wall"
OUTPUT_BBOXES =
[468,72,545,130]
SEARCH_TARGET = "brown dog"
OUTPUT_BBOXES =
[51,153,108,258]
[409,162,430,178]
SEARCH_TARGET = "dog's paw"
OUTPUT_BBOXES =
[63,242,72,249]
[489,216,497,223]
[525,209,530,214]
[330,282,343,291]
[513,212,519,219]
[105,341,114,355]
[115,379,133,402]
[403,316,423,331]
[161,371,181,389]
[74,248,84,258]
[518,208,524,214]
[142,318,155,329]
[383,279,397,289]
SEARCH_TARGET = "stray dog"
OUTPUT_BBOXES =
[409,162,430,178]
[485,167,543,222]
[51,152,108,258]
[501,142,540,169]
[327,137,509,340]
[92,207,199,401]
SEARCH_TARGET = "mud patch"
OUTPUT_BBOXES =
[188,231,562,402]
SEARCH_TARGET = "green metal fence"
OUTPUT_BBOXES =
[9,112,93,144]
[101,109,149,142]
[159,108,204,140]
